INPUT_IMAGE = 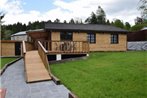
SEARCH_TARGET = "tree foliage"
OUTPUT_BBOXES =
[96,6,106,24]
[54,18,60,23]
[85,12,97,24]
[139,0,147,20]
[85,6,106,24]
[69,18,75,24]
[130,23,147,31]
[112,19,124,29]
[125,22,131,30]
[0,12,5,20]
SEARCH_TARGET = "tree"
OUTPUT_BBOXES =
[96,6,106,24]
[135,17,144,24]
[63,20,67,23]
[3,30,13,40]
[1,25,5,40]
[106,20,110,24]
[113,19,124,29]
[139,0,147,20]
[0,12,5,20]
[111,21,114,25]
[54,18,60,23]
[85,12,97,24]
[47,20,52,23]
[0,12,5,36]
[69,18,75,24]
[85,6,106,24]
[130,23,147,31]
[125,22,131,30]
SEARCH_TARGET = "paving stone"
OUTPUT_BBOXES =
[0,59,70,98]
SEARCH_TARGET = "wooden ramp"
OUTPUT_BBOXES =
[25,51,51,83]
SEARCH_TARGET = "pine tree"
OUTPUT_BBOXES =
[85,6,106,24]
[54,18,60,23]
[125,22,131,30]
[69,18,75,24]
[63,20,67,23]
[96,6,106,24]
[106,20,110,24]
[85,12,97,24]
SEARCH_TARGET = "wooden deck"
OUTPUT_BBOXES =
[25,51,51,83]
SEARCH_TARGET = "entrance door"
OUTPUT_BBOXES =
[15,42,21,55]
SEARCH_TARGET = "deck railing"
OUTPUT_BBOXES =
[38,41,51,74]
[41,41,89,54]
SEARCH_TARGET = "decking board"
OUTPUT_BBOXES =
[25,51,51,83]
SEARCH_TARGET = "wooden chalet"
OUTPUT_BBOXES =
[27,23,128,53]
[1,23,128,83]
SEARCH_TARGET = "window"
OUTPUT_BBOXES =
[60,32,73,41]
[111,34,119,44]
[87,33,96,43]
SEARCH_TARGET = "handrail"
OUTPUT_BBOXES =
[38,41,51,74]
[22,41,26,54]
[38,41,48,53]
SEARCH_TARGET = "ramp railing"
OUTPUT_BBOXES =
[38,41,51,74]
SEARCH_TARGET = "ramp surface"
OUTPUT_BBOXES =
[25,51,51,83]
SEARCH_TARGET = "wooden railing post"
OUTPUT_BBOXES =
[22,41,26,55]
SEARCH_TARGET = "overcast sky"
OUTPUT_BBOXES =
[0,0,140,25]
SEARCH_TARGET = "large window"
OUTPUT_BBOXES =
[60,32,73,41]
[87,33,96,43]
[111,34,119,44]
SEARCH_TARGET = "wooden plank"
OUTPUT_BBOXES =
[25,51,51,83]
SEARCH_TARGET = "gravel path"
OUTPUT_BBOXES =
[0,59,70,98]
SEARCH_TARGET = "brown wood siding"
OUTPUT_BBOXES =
[72,32,127,51]
[25,42,34,51]
[1,42,15,56]
[51,32,60,51]
[51,32,60,41]
[89,33,127,51]
[27,31,48,49]
[49,32,127,51]
[73,32,87,41]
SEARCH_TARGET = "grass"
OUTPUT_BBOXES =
[0,57,18,69]
[51,51,147,98]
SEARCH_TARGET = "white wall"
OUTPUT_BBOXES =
[11,35,28,41]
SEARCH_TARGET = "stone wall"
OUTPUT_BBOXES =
[127,41,147,50]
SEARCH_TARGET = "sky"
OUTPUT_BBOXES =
[0,0,140,25]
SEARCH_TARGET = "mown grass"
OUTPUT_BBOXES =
[51,51,147,98]
[0,57,17,69]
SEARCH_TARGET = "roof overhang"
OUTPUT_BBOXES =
[45,23,128,34]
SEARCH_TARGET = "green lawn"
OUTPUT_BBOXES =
[0,57,18,69]
[51,51,147,98]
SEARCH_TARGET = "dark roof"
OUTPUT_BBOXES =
[45,23,128,33]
